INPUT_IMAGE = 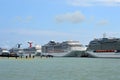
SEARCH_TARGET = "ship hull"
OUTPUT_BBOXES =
[86,51,120,58]
[42,52,70,57]
[42,50,86,57]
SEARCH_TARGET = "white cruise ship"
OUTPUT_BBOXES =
[9,43,41,57]
[86,36,120,58]
[0,48,10,57]
[42,40,86,57]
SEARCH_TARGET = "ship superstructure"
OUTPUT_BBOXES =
[0,48,10,57]
[23,44,41,57]
[9,42,41,57]
[42,40,86,57]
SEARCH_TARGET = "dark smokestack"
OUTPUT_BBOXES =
[17,44,22,48]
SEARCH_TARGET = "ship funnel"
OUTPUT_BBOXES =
[28,42,33,48]
[17,43,22,48]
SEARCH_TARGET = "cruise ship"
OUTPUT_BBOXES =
[0,48,10,57]
[42,40,86,57]
[86,35,120,58]
[9,42,41,57]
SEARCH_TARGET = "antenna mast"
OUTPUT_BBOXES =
[103,33,106,38]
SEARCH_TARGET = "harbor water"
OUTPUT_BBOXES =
[0,57,120,80]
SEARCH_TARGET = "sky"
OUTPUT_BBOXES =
[0,0,120,48]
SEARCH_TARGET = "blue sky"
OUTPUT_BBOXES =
[0,0,120,48]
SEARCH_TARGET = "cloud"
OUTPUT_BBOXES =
[67,0,120,6]
[15,16,33,23]
[67,0,94,6]
[26,16,32,23]
[17,29,70,37]
[0,28,72,37]
[55,11,85,23]
[96,20,109,26]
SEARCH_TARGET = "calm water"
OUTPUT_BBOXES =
[0,57,120,80]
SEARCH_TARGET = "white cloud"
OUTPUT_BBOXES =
[55,11,85,23]
[96,20,109,26]
[0,28,72,37]
[15,16,33,23]
[67,0,94,6]
[17,29,70,37]
[67,0,120,6]
[26,16,32,23]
